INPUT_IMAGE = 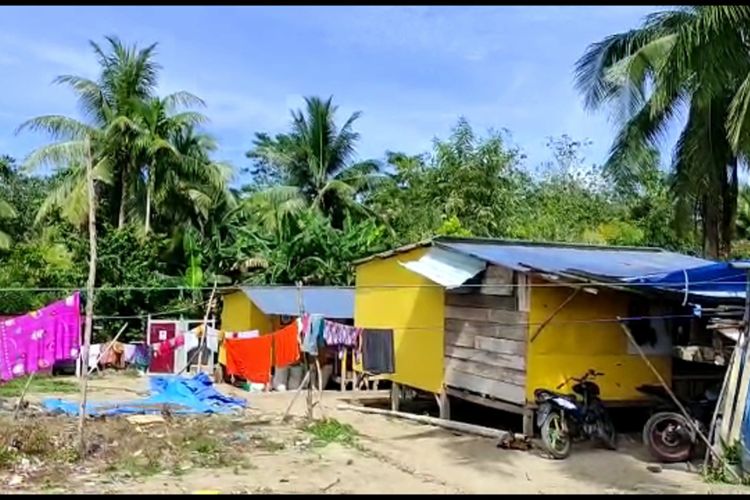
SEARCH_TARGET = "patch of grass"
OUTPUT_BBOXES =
[115,455,163,477]
[304,418,358,448]
[182,434,233,468]
[250,434,286,452]
[702,440,750,486]
[0,446,18,468]
[0,376,77,397]
[185,435,222,455]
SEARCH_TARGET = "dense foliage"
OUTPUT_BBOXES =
[1,18,748,337]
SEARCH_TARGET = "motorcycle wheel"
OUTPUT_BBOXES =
[597,413,617,450]
[541,410,572,459]
[642,411,693,463]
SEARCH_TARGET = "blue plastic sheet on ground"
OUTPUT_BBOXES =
[42,372,246,416]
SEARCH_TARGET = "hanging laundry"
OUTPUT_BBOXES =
[202,326,221,352]
[183,330,200,353]
[123,344,137,365]
[100,341,126,368]
[155,334,185,358]
[273,322,300,368]
[362,329,395,375]
[218,330,259,365]
[131,344,150,369]
[86,344,102,370]
[0,292,81,381]
[302,314,324,355]
[225,335,273,384]
[323,320,361,347]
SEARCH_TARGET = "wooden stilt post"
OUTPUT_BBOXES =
[78,135,98,456]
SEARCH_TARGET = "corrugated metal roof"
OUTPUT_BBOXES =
[241,286,354,319]
[435,238,713,280]
[352,240,432,266]
[400,247,486,288]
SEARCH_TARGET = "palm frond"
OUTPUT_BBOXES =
[16,115,94,141]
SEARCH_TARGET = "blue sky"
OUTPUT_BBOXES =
[0,6,670,184]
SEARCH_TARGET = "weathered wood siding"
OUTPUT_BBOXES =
[444,265,527,404]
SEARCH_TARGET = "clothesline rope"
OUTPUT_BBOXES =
[0,277,747,293]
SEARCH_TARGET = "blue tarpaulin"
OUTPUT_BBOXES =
[627,261,750,300]
[43,373,246,416]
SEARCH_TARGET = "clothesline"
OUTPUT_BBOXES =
[0,278,748,292]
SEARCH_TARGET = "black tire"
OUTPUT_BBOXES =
[597,412,617,450]
[541,410,572,459]
[642,411,693,463]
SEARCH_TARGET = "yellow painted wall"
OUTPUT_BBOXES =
[526,279,671,403]
[355,247,445,394]
[220,291,273,333]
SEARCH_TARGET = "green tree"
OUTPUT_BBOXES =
[247,96,382,228]
[368,119,525,242]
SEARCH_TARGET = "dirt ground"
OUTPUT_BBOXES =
[3,373,750,494]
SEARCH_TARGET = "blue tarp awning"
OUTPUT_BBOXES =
[241,286,354,319]
[627,261,750,300]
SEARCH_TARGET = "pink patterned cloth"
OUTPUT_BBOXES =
[0,293,81,381]
[323,320,362,347]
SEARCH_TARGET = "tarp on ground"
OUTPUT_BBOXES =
[626,261,750,300]
[42,373,246,416]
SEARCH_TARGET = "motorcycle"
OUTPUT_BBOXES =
[534,369,617,459]
[636,383,719,463]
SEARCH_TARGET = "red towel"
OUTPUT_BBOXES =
[273,322,300,368]
[225,335,273,384]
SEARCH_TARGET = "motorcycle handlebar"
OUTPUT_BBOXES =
[555,369,605,389]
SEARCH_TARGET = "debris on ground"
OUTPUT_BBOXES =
[126,415,165,426]
[497,434,533,451]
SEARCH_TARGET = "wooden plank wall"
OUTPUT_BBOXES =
[444,265,527,404]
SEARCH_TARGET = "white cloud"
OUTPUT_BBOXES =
[299,6,657,62]
[0,33,98,76]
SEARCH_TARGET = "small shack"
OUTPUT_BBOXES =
[220,286,355,333]
[218,286,356,389]
[354,237,715,435]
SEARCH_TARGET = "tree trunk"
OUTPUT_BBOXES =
[720,157,739,258]
[145,168,152,235]
[78,135,98,455]
[118,166,128,229]
[704,195,720,259]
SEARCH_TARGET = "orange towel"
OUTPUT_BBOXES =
[273,322,300,368]
[225,336,273,384]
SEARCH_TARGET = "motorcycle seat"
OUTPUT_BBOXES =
[535,388,576,402]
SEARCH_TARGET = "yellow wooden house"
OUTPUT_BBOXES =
[354,237,712,435]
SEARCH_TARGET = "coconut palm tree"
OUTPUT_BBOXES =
[151,126,234,235]
[574,6,750,258]
[131,94,210,234]
[18,36,221,236]
[247,96,382,228]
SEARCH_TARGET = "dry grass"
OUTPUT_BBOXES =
[0,413,292,490]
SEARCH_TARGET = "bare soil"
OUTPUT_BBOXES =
[0,373,747,494]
